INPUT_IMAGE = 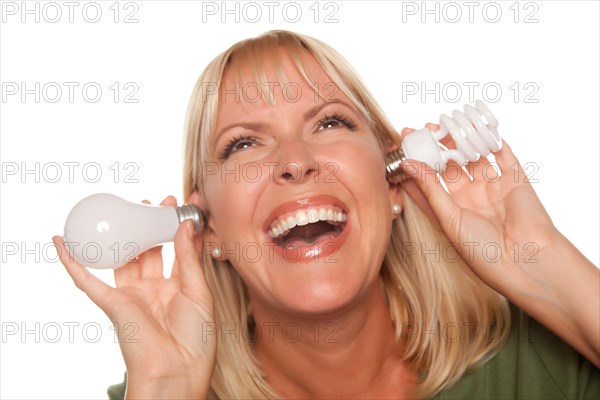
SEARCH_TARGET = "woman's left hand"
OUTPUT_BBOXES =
[399,124,554,287]
[399,124,599,366]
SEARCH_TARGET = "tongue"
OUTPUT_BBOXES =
[282,221,336,245]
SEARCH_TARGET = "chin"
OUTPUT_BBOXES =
[271,272,371,317]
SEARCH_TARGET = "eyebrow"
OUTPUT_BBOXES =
[215,99,346,138]
[303,99,342,120]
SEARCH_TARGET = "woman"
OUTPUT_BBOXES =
[53,30,599,399]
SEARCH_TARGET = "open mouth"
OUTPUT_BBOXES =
[268,206,348,248]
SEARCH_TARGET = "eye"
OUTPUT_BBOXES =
[219,135,257,160]
[316,113,357,131]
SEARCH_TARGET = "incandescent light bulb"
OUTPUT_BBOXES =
[63,193,204,269]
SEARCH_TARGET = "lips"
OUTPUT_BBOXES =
[263,195,350,263]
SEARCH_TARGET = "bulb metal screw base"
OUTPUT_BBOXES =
[175,204,205,234]
[385,147,408,184]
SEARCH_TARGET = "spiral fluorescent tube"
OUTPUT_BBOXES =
[385,100,501,184]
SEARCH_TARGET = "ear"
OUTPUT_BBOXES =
[187,190,225,259]
[382,136,400,154]
[188,190,205,210]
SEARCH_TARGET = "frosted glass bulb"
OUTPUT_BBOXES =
[385,100,501,184]
[63,193,204,269]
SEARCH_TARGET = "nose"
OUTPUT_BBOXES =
[273,138,318,184]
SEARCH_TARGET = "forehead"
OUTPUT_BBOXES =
[216,47,344,118]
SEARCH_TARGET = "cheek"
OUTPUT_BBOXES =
[331,139,389,196]
[203,162,273,241]
[204,174,256,239]
[333,140,393,241]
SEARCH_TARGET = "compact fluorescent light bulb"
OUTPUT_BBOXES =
[63,193,204,269]
[385,100,501,184]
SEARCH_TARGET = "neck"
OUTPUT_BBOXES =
[252,278,417,398]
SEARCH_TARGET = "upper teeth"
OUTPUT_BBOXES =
[268,206,347,239]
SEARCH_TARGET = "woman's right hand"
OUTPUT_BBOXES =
[53,196,215,399]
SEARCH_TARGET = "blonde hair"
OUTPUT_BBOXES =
[183,30,510,399]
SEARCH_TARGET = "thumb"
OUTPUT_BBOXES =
[174,220,211,303]
[400,160,460,229]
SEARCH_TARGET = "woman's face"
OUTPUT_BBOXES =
[201,50,399,316]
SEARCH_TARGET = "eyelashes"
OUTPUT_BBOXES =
[218,112,357,160]
[219,135,257,160]
[315,112,357,131]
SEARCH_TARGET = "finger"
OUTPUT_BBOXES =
[404,123,455,154]
[406,122,471,191]
[137,245,165,280]
[400,179,442,229]
[172,193,209,280]
[425,122,455,150]
[171,234,208,279]
[170,259,181,279]
[400,127,415,139]
[115,199,154,285]
[396,126,448,226]
[493,140,522,179]
[494,141,534,191]
[400,161,461,234]
[425,122,440,131]
[137,197,177,279]
[438,161,472,193]
[173,220,210,302]
[469,155,500,183]
[424,122,495,187]
[53,236,114,313]
[114,259,141,287]
[159,195,178,207]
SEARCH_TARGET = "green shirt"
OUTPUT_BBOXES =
[431,306,599,399]
[107,307,599,399]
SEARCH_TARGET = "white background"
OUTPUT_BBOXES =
[1,1,598,398]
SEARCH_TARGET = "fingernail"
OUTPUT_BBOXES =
[400,160,418,174]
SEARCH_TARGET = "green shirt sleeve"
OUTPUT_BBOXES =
[107,373,126,400]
